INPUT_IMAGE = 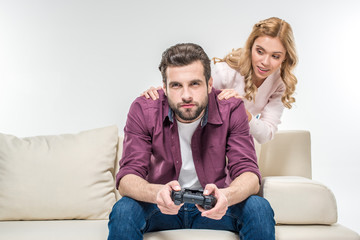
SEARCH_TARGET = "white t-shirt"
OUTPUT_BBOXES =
[177,118,202,190]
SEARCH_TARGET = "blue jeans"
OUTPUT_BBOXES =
[107,195,275,240]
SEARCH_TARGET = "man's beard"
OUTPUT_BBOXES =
[169,97,208,122]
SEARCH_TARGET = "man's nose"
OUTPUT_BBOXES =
[181,87,193,102]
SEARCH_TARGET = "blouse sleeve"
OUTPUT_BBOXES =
[248,84,285,144]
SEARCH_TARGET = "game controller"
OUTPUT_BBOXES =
[171,188,217,210]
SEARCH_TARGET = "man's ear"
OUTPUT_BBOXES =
[162,82,167,96]
[207,77,213,94]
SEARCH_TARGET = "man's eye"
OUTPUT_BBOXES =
[171,83,180,88]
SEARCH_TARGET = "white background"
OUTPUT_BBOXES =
[1,0,359,234]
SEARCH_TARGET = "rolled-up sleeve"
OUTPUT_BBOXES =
[116,98,152,189]
[226,100,261,183]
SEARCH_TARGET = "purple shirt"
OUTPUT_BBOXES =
[116,88,261,189]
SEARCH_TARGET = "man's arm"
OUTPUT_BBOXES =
[118,174,162,204]
[221,171,260,206]
[198,96,261,220]
[119,174,183,215]
[198,172,259,219]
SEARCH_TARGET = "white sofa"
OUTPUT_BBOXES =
[0,126,359,240]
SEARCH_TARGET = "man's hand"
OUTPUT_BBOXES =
[156,180,182,215]
[197,184,228,220]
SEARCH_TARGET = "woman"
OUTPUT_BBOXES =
[143,17,298,144]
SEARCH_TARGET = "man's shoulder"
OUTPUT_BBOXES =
[131,89,167,110]
[207,88,246,125]
[212,88,244,108]
[126,90,168,131]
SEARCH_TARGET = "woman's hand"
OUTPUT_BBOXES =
[246,109,252,122]
[218,89,253,122]
[217,89,242,100]
[141,86,162,100]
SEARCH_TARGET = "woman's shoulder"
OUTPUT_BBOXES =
[213,62,239,74]
[212,62,244,89]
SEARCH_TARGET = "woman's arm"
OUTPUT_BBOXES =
[249,90,285,144]
[214,62,285,144]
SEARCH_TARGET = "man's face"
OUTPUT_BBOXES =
[163,60,213,123]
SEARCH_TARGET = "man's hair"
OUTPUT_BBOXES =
[159,43,211,85]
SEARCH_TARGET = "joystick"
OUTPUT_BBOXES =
[171,188,217,210]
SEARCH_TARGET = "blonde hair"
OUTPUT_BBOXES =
[214,17,298,109]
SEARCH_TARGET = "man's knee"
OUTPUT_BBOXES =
[235,196,275,240]
[243,196,275,234]
[244,195,274,218]
[109,197,145,223]
[108,197,149,240]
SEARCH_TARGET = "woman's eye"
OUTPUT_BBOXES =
[272,55,280,59]
[257,49,263,54]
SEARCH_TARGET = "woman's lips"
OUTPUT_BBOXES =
[257,66,269,74]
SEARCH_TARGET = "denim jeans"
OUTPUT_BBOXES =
[107,195,275,240]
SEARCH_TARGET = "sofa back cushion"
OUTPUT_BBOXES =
[258,130,312,179]
[0,125,118,220]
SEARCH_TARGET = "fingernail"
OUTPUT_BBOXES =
[204,190,208,195]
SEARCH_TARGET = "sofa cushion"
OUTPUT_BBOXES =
[144,229,238,240]
[0,125,118,220]
[0,220,109,240]
[260,176,338,225]
[0,221,359,240]
[275,224,360,240]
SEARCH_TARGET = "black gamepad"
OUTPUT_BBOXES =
[171,188,217,210]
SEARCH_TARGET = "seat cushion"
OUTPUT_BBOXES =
[0,126,118,220]
[0,220,109,240]
[144,229,238,240]
[276,224,360,240]
[0,221,358,240]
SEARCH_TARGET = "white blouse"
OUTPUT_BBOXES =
[212,62,285,144]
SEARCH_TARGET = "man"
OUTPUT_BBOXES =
[108,43,275,240]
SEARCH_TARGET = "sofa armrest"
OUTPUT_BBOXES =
[259,176,338,225]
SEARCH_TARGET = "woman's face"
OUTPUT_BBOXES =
[251,36,286,82]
